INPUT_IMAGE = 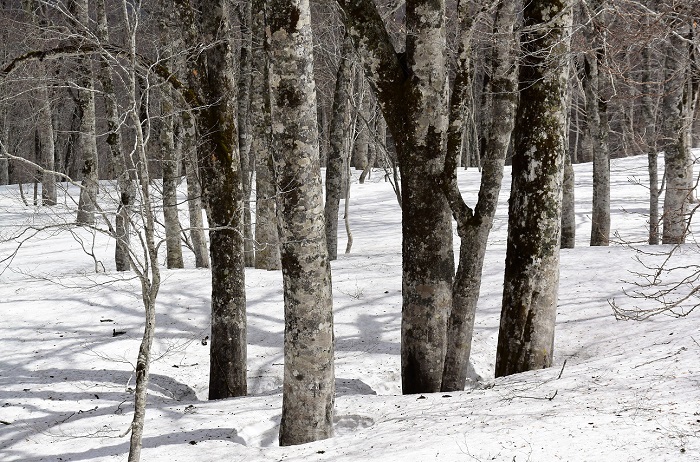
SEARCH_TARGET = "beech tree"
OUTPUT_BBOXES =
[267,0,336,445]
[495,0,573,377]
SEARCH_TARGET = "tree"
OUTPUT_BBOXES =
[338,0,455,395]
[267,0,335,445]
[495,0,573,377]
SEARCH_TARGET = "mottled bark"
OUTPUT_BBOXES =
[181,110,210,268]
[238,2,255,268]
[251,0,280,270]
[641,42,660,245]
[441,0,518,392]
[97,0,131,271]
[267,0,335,445]
[72,0,99,225]
[177,0,247,399]
[583,9,610,246]
[325,34,354,261]
[160,86,184,269]
[561,146,576,248]
[351,79,370,170]
[661,37,689,245]
[0,118,8,185]
[338,0,454,394]
[495,0,572,378]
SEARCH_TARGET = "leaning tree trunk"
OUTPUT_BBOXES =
[441,0,518,392]
[251,0,280,271]
[495,0,572,378]
[325,34,354,261]
[267,0,335,446]
[71,0,99,225]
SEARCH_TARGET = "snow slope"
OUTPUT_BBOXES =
[1,155,699,461]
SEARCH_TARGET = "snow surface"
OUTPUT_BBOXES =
[1,155,699,461]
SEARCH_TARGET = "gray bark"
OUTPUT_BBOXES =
[583,8,610,246]
[441,0,518,392]
[267,0,335,445]
[641,40,660,245]
[325,34,354,261]
[561,145,576,248]
[351,78,370,170]
[495,0,572,378]
[97,0,132,271]
[181,110,210,268]
[72,0,99,225]
[661,37,689,245]
[177,0,248,399]
[339,0,455,394]
[0,117,8,185]
[251,0,280,271]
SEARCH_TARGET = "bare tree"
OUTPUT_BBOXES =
[495,0,573,377]
[267,0,335,445]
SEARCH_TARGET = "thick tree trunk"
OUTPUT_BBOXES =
[267,0,335,445]
[177,0,247,399]
[441,0,518,392]
[72,0,99,225]
[495,0,572,378]
[339,0,454,394]
[251,0,280,271]
[325,35,354,261]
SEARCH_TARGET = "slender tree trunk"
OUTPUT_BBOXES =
[325,34,354,261]
[181,110,210,268]
[441,0,518,392]
[0,116,8,185]
[267,0,335,445]
[495,0,572,378]
[72,0,99,225]
[661,37,689,245]
[561,145,576,248]
[351,79,370,170]
[583,11,610,246]
[251,0,280,271]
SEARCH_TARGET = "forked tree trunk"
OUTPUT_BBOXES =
[267,0,335,446]
[251,0,280,271]
[441,0,518,392]
[339,0,454,394]
[325,34,354,261]
[495,0,572,378]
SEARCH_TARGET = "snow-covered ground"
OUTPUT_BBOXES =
[1,155,699,461]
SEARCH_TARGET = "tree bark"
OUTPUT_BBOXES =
[495,0,572,378]
[441,0,518,392]
[251,0,280,271]
[325,34,354,261]
[267,0,335,445]
[338,0,454,394]
[71,0,99,225]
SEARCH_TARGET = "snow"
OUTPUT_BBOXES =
[1,154,699,461]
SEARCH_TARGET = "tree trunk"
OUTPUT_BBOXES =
[661,37,689,245]
[267,0,335,445]
[495,0,572,378]
[441,0,518,392]
[251,0,280,271]
[339,0,454,394]
[561,146,576,248]
[583,12,610,246]
[351,78,370,170]
[72,0,99,225]
[181,110,210,268]
[0,117,8,185]
[160,87,184,269]
[177,0,248,399]
[325,34,354,261]
[97,0,131,271]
